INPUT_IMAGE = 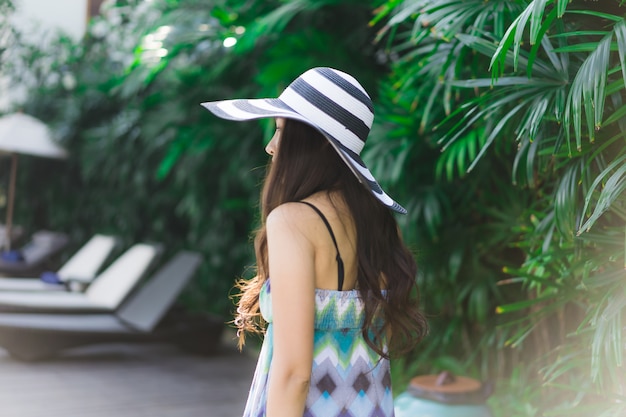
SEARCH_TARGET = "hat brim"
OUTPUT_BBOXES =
[200,98,407,214]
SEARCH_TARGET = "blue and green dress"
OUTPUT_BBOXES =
[242,202,394,417]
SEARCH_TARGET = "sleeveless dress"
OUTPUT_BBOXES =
[242,202,394,417]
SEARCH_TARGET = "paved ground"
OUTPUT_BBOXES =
[0,336,257,417]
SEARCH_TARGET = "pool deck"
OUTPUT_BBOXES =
[0,336,257,417]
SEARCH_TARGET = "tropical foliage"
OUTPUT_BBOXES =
[372,0,626,415]
[2,0,624,415]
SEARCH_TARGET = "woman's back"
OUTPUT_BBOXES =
[299,191,360,291]
[242,197,394,417]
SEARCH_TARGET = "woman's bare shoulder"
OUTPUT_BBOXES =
[266,202,320,234]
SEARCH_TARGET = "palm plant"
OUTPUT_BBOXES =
[368,0,532,389]
[372,0,625,415]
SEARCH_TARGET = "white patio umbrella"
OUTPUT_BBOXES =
[0,113,68,250]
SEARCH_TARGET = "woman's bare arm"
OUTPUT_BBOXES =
[265,203,316,417]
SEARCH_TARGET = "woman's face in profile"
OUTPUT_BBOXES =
[266,118,285,157]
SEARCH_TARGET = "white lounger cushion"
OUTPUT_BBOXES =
[57,234,118,282]
[0,234,118,292]
[0,243,159,312]
[85,244,159,309]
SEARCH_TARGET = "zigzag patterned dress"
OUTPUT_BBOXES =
[242,202,394,417]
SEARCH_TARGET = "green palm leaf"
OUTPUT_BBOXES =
[490,0,561,77]
[578,152,626,233]
[589,289,625,381]
[614,20,626,91]
[435,127,486,180]
[564,34,612,150]
[565,9,625,22]
[554,162,581,238]
[489,0,583,78]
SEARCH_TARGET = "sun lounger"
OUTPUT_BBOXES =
[0,243,162,313]
[0,234,118,292]
[0,251,217,361]
[0,230,69,276]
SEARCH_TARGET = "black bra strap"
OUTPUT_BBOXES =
[297,201,345,291]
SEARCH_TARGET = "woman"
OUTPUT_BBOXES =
[201,67,428,417]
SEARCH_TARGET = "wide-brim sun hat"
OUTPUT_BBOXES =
[200,67,406,214]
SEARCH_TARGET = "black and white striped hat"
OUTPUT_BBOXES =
[200,67,406,214]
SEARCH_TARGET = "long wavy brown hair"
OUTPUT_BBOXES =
[234,119,428,357]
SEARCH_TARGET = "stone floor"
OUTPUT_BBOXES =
[0,340,257,417]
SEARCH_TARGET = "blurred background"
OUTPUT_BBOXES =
[0,0,624,416]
